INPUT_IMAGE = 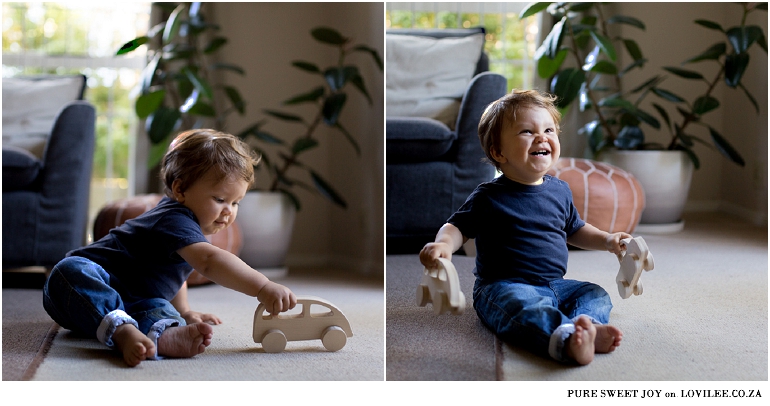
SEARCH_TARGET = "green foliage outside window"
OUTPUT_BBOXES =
[386,9,538,91]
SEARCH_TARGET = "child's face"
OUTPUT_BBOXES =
[492,106,560,185]
[171,169,249,235]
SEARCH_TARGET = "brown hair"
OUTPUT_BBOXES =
[160,129,260,197]
[477,89,561,169]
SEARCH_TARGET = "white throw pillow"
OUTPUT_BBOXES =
[2,75,85,159]
[386,33,484,128]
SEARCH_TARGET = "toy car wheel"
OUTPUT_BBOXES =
[617,280,631,299]
[450,291,466,315]
[431,290,446,315]
[262,329,287,353]
[634,280,643,296]
[322,326,347,351]
[416,284,430,307]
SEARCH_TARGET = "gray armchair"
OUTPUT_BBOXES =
[2,75,96,269]
[386,28,507,253]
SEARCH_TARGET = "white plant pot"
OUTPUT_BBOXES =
[235,191,296,279]
[600,150,693,232]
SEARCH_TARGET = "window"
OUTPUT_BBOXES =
[2,2,150,242]
[385,2,542,91]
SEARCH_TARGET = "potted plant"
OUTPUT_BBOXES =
[521,2,766,229]
[118,3,382,276]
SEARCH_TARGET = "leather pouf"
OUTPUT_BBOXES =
[93,194,243,286]
[547,158,645,234]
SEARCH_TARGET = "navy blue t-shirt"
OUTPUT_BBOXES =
[448,174,585,285]
[68,196,209,302]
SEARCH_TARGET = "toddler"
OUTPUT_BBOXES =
[420,90,627,365]
[43,129,297,367]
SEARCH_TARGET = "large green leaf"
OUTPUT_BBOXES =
[311,27,347,45]
[135,89,166,119]
[537,47,568,78]
[292,138,319,155]
[684,42,726,64]
[590,30,616,61]
[322,93,347,126]
[182,67,213,100]
[140,54,161,94]
[283,86,325,105]
[519,2,552,19]
[116,36,148,55]
[652,88,686,103]
[148,138,170,169]
[204,36,228,54]
[264,109,304,123]
[162,4,185,45]
[146,107,181,144]
[652,103,671,132]
[623,39,643,61]
[187,101,216,117]
[607,15,645,30]
[352,44,383,71]
[545,17,566,59]
[727,26,763,53]
[224,86,245,114]
[324,66,357,91]
[695,19,724,32]
[724,52,749,87]
[614,125,644,149]
[550,68,585,108]
[292,61,321,73]
[634,108,661,129]
[738,82,760,114]
[708,126,745,166]
[692,96,719,115]
[589,60,618,74]
[210,62,245,75]
[335,122,360,156]
[309,170,347,208]
[663,66,704,80]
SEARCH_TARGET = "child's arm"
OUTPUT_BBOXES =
[170,281,223,325]
[567,223,631,255]
[419,223,468,269]
[177,242,297,315]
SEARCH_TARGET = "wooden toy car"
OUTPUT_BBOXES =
[616,237,655,299]
[416,257,465,315]
[252,296,353,353]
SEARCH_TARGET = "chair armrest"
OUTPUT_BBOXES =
[38,100,96,252]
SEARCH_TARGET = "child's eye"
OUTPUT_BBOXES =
[214,197,224,203]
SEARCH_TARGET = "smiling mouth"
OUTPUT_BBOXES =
[530,150,550,156]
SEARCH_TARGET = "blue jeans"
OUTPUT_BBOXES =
[473,277,612,362]
[43,256,185,358]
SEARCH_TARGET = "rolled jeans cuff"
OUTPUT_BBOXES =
[97,309,139,348]
[146,319,181,360]
[549,315,603,362]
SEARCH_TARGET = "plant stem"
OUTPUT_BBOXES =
[565,13,617,142]
[268,106,325,191]
[667,63,724,149]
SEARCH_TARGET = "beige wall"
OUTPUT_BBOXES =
[211,2,384,273]
[611,2,768,224]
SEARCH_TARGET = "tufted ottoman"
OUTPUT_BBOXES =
[547,158,645,234]
[92,194,243,286]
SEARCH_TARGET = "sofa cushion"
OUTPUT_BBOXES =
[386,117,456,163]
[2,145,42,191]
[2,75,86,159]
[386,31,484,129]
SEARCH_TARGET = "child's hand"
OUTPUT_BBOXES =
[180,310,222,325]
[420,242,453,270]
[257,281,297,315]
[605,232,633,255]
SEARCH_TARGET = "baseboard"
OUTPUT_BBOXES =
[286,254,384,275]
[685,200,767,226]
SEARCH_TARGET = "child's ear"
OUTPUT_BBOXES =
[490,147,507,164]
[171,179,185,202]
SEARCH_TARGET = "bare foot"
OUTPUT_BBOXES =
[565,315,597,365]
[595,324,623,353]
[112,323,154,367]
[157,323,213,358]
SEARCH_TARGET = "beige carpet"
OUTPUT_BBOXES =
[387,213,768,381]
[31,270,384,380]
